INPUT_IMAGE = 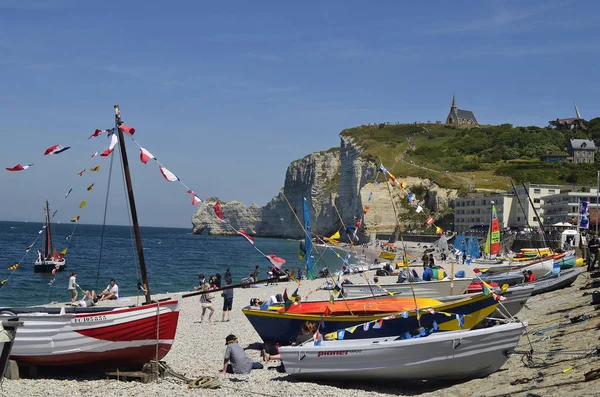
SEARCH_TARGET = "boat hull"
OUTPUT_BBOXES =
[34,260,66,273]
[438,285,533,318]
[242,294,498,344]
[1,300,180,368]
[280,321,527,381]
[342,279,473,299]
[531,268,582,296]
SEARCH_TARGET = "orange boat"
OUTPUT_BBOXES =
[282,297,443,316]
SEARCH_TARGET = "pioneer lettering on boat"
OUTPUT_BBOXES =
[71,315,108,323]
[317,350,361,357]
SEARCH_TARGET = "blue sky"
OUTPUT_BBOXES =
[0,0,598,227]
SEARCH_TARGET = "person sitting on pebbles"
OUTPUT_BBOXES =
[220,334,263,374]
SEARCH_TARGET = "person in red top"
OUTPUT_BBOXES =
[526,270,536,283]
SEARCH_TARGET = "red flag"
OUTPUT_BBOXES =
[186,190,201,205]
[88,129,104,139]
[426,216,434,225]
[213,202,224,222]
[101,134,118,157]
[91,151,99,158]
[78,169,86,176]
[140,147,155,164]
[363,205,370,215]
[87,183,94,191]
[119,125,135,135]
[267,254,286,269]
[6,164,33,171]
[355,218,362,228]
[324,306,332,317]
[237,230,255,245]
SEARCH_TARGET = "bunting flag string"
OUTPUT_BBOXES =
[377,162,444,236]
[44,144,70,156]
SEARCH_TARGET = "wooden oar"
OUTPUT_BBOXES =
[181,276,288,299]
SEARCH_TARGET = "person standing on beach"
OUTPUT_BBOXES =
[199,284,215,322]
[221,279,234,322]
[252,265,259,282]
[588,234,599,271]
[67,272,79,303]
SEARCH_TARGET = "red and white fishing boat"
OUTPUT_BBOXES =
[1,105,181,369]
[2,300,179,367]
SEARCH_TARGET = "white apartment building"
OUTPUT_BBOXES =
[453,193,515,232]
[542,188,600,225]
[453,184,581,232]
[510,184,565,228]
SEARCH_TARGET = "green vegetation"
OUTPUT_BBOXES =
[341,119,600,191]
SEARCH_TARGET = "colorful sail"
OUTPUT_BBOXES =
[303,197,314,279]
[484,205,501,255]
[453,233,467,255]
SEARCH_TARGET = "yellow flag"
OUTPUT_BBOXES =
[79,200,87,209]
[347,326,357,334]
[90,166,101,172]
[329,231,340,240]
[60,248,67,256]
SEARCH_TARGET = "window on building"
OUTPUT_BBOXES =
[548,190,555,195]
[517,217,521,222]
[533,217,538,222]
[533,189,541,194]
[534,198,540,203]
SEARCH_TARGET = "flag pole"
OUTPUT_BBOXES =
[596,171,600,236]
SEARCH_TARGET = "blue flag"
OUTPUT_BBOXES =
[303,197,314,278]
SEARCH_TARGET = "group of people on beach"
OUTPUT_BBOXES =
[194,268,234,322]
[66,272,120,307]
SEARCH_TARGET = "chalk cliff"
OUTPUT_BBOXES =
[191,137,457,239]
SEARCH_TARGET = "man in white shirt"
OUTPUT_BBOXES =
[67,272,79,303]
[99,279,119,301]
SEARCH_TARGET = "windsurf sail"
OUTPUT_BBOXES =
[484,205,501,256]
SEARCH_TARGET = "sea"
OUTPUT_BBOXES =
[0,221,346,307]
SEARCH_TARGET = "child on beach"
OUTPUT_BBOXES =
[199,284,215,322]
[221,280,233,322]
[220,334,263,374]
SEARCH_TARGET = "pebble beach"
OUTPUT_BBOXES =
[2,264,599,397]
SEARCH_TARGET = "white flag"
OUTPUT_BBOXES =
[416,205,423,213]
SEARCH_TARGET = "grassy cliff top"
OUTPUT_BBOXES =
[341,120,600,191]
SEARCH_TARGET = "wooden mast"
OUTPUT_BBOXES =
[114,105,152,304]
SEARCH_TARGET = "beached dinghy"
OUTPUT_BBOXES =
[279,321,527,382]
[342,278,473,299]
[479,271,525,287]
[531,268,582,296]
[242,293,498,344]
[0,106,180,369]
[479,257,555,279]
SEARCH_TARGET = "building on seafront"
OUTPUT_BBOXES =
[453,193,515,233]
[445,95,478,126]
[453,184,579,232]
[542,188,600,226]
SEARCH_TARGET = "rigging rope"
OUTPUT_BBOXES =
[95,147,116,289]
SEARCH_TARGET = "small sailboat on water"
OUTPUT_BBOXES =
[34,200,66,273]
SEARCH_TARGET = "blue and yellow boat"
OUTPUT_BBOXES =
[242,294,498,344]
